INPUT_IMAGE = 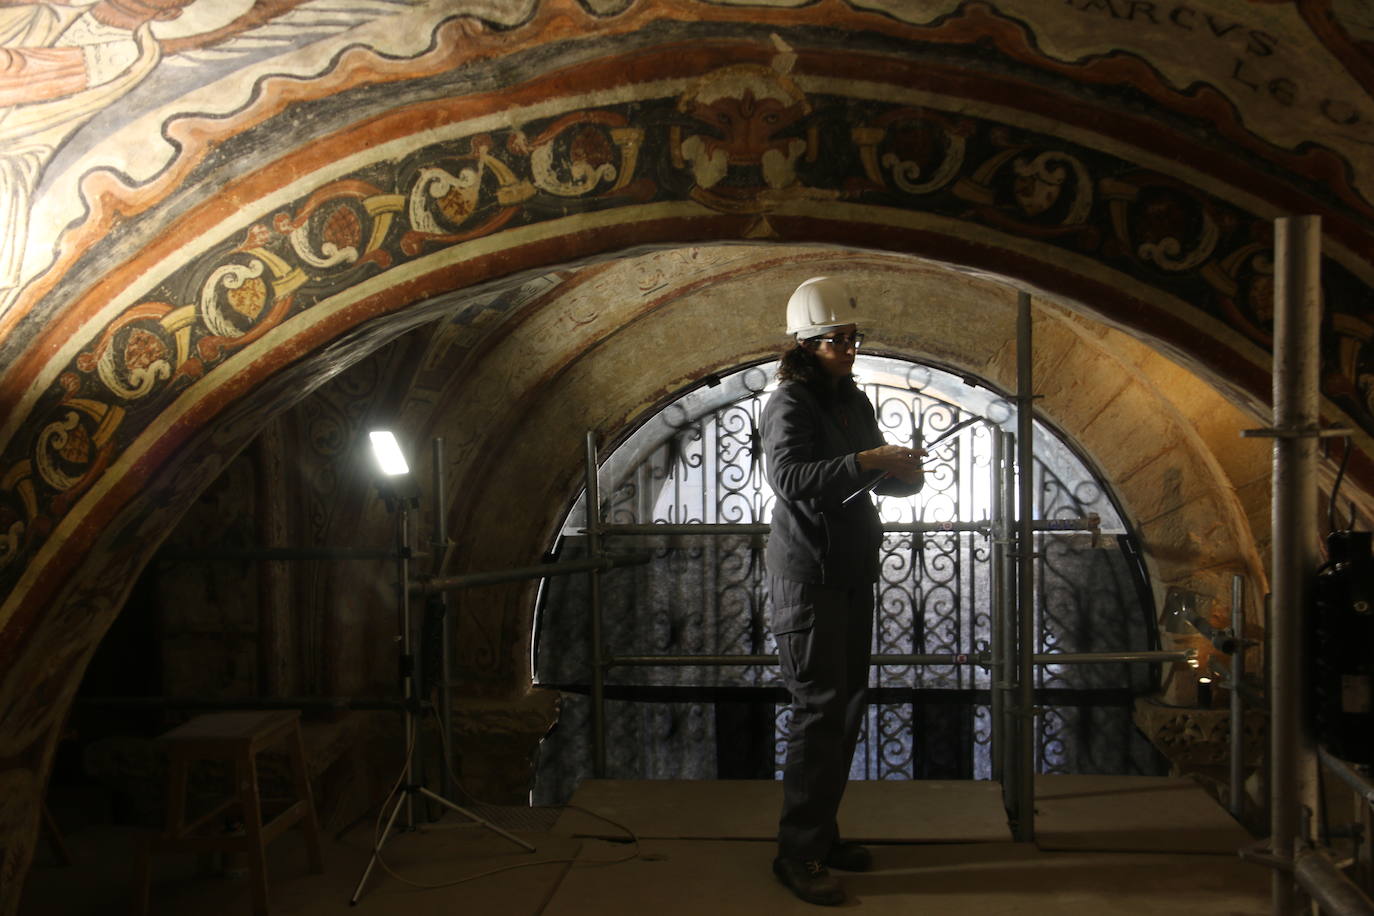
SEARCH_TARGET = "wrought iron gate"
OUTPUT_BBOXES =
[533,356,1164,804]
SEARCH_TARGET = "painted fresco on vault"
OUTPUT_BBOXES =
[672,38,839,226]
[1335,1,1374,43]
[5,36,1374,612]
[851,0,1374,198]
[1312,0,1374,88]
[1,0,174,298]
[4,0,1373,324]
[4,2,1374,612]
[0,0,444,313]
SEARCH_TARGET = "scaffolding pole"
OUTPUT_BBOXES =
[1230,573,1246,820]
[990,430,1008,782]
[1295,849,1374,916]
[431,438,454,798]
[1014,289,1037,842]
[1269,214,1322,915]
[591,518,1099,538]
[603,651,1187,667]
[417,553,651,593]
[586,431,608,778]
[999,429,1018,796]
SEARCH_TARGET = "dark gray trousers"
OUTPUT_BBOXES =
[769,576,874,861]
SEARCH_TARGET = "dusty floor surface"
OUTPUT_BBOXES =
[21,776,1271,915]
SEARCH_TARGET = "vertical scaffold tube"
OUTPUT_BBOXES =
[1015,290,1036,842]
[990,431,1006,782]
[432,438,454,799]
[586,431,607,777]
[1270,215,1322,915]
[398,502,416,828]
[1230,573,1245,821]
[1000,431,1018,794]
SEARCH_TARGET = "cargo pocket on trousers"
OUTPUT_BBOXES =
[769,578,814,636]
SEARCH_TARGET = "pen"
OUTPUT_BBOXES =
[840,415,983,504]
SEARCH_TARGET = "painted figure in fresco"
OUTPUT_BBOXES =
[0,0,393,310]
[0,0,205,297]
[761,276,925,906]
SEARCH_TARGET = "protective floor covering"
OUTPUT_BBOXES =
[1033,774,1254,854]
[553,778,1012,843]
[21,820,578,916]
[22,776,1267,915]
[553,775,1251,853]
[544,838,1269,916]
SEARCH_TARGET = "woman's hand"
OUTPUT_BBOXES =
[857,445,927,484]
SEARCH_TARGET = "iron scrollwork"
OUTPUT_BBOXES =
[533,358,1157,801]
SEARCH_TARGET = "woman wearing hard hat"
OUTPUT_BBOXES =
[763,276,925,906]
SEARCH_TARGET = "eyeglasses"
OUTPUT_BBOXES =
[812,332,864,350]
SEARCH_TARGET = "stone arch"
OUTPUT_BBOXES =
[7,37,1364,622]
[417,248,1269,698]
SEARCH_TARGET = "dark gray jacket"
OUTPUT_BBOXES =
[762,379,921,586]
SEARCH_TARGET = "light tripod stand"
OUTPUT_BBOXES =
[350,437,535,906]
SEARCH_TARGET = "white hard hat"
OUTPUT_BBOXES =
[786,276,862,339]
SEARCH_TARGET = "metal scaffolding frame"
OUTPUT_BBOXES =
[568,288,1189,839]
[155,307,1183,844]
[1237,216,1374,915]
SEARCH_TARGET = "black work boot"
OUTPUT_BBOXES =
[772,856,845,906]
[825,841,873,872]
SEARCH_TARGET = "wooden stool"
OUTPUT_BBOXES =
[135,710,323,915]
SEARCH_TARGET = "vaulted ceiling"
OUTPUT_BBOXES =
[3,2,1373,908]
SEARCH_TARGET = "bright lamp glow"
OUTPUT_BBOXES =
[369,430,409,476]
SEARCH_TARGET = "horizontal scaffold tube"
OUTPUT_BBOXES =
[416,552,652,593]
[76,696,406,710]
[605,650,1189,668]
[590,519,1099,537]
[1319,747,1374,809]
[1294,847,1374,916]
[1033,651,1190,664]
[160,546,399,561]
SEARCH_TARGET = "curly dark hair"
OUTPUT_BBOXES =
[776,342,857,400]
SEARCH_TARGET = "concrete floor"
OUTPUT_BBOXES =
[21,776,1272,915]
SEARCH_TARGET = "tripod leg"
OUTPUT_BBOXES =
[414,786,537,853]
[349,788,408,905]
